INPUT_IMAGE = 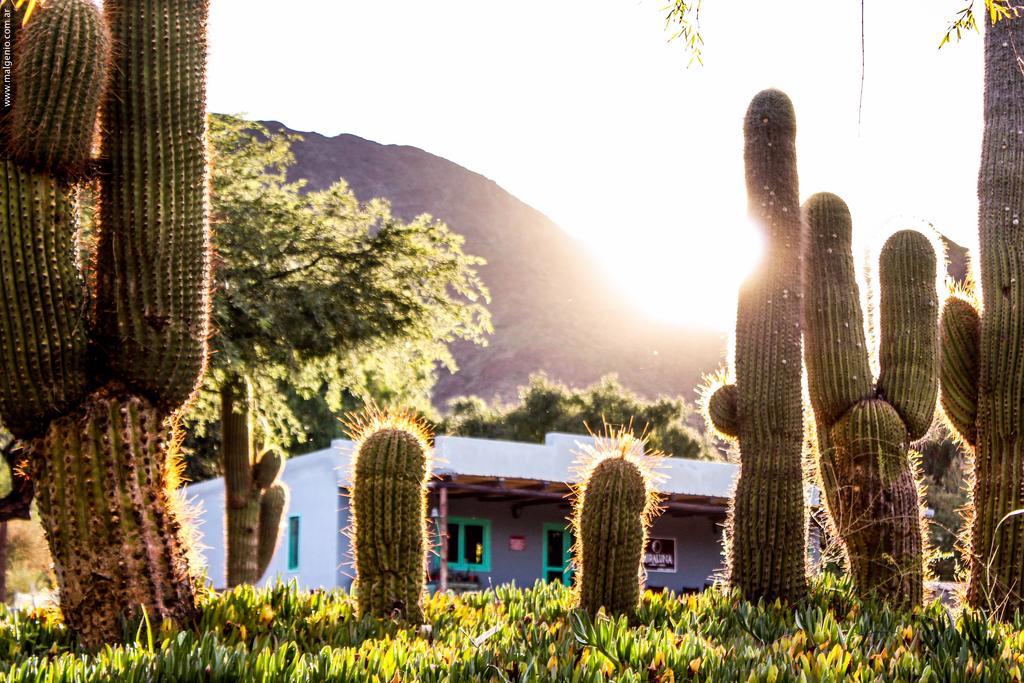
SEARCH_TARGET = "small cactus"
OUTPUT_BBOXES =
[703,89,808,603]
[802,193,938,607]
[223,378,288,587]
[349,409,430,622]
[572,432,660,617]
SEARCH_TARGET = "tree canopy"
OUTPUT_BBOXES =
[181,116,491,477]
[437,374,710,459]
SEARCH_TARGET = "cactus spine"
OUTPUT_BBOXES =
[802,193,937,607]
[350,415,430,622]
[572,433,658,617]
[0,0,210,646]
[939,13,1024,617]
[223,378,287,587]
[704,89,808,603]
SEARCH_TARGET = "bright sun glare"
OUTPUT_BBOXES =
[604,224,764,331]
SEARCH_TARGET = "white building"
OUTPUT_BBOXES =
[185,433,742,592]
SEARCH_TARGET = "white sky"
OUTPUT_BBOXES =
[207,1,984,331]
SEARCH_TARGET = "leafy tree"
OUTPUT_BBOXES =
[438,374,710,459]
[918,431,970,582]
[188,116,490,586]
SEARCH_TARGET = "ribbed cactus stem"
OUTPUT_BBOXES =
[223,378,257,587]
[803,192,936,607]
[939,297,980,446]
[717,89,808,603]
[829,400,923,603]
[706,383,740,439]
[802,194,874,426]
[257,483,287,578]
[877,230,939,440]
[3,0,109,176]
[351,427,429,622]
[0,160,88,437]
[255,450,283,489]
[30,393,196,648]
[574,455,649,617]
[222,378,287,587]
[947,12,1024,616]
[96,0,211,411]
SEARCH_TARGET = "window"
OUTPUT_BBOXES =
[440,517,491,572]
[287,515,300,571]
[541,523,574,586]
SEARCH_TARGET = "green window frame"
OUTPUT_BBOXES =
[438,517,491,572]
[541,522,574,586]
[287,514,300,571]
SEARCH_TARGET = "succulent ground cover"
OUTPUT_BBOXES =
[0,577,1021,681]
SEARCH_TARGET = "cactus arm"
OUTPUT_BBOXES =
[939,296,980,446]
[256,483,287,579]
[802,192,874,426]
[4,0,109,176]
[0,163,89,437]
[96,0,211,411]
[706,383,740,439]
[0,0,104,438]
[255,450,283,489]
[876,230,939,441]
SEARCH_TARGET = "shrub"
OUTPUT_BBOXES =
[0,577,1021,680]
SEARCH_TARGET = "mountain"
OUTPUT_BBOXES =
[261,122,727,408]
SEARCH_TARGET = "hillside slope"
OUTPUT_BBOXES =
[263,122,727,407]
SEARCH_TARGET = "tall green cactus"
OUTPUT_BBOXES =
[350,413,430,622]
[572,434,657,617]
[0,0,210,646]
[802,193,937,607]
[222,378,288,587]
[939,13,1024,617]
[703,89,808,603]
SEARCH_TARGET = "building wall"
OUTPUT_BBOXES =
[184,436,732,594]
[332,494,726,593]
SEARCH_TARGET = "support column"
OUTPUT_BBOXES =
[438,486,448,593]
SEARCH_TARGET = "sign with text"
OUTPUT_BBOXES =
[508,535,526,552]
[643,538,676,573]
[2,1,15,115]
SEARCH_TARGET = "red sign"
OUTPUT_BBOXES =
[508,535,526,551]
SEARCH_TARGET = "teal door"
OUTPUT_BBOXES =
[541,523,574,586]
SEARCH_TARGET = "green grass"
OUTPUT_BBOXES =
[0,575,1023,681]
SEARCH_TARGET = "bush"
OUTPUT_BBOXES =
[0,577,1023,680]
